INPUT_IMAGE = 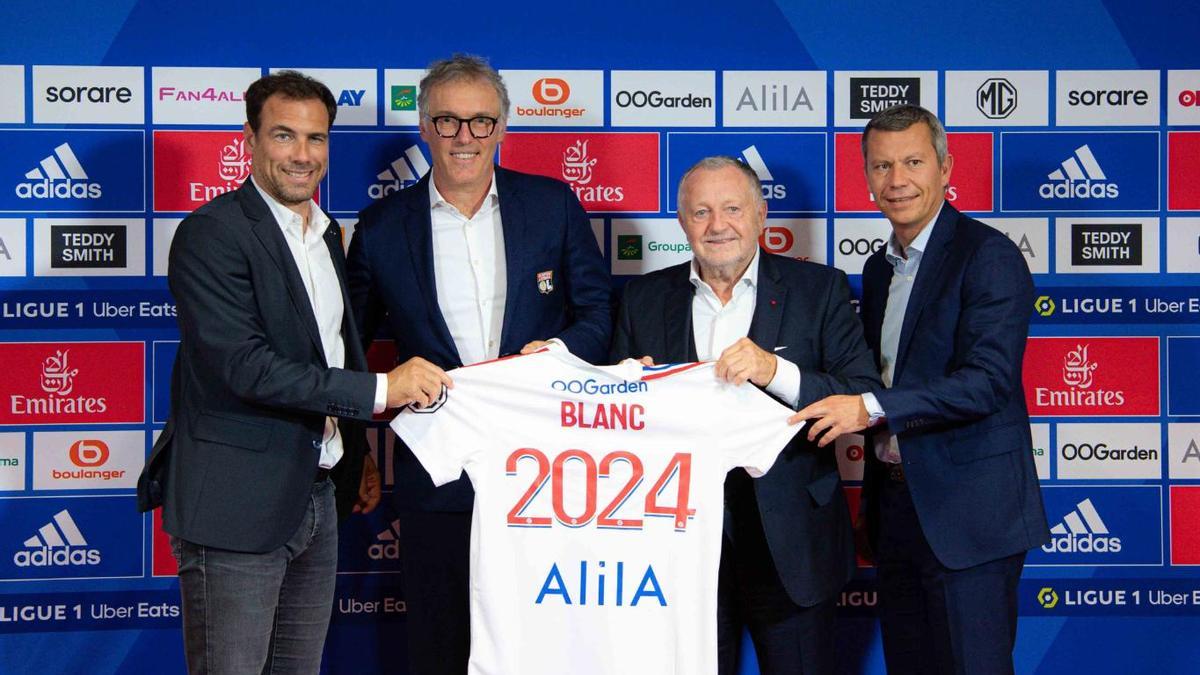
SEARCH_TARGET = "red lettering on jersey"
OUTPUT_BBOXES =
[560,402,646,431]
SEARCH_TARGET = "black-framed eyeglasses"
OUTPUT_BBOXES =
[425,114,499,139]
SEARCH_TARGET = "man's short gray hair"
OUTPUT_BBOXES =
[861,104,948,166]
[417,53,510,119]
[676,156,764,212]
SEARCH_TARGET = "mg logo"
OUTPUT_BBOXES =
[977,78,1018,119]
[69,439,109,467]
[533,78,570,105]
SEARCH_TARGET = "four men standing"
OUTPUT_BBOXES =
[142,53,1045,674]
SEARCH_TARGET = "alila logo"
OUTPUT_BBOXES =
[1042,498,1122,554]
[562,140,624,204]
[369,145,430,200]
[740,146,786,200]
[368,519,401,560]
[14,509,101,567]
[1033,343,1125,409]
[1039,144,1119,200]
[16,143,102,200]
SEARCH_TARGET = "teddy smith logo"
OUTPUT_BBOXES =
[10,349,109,416]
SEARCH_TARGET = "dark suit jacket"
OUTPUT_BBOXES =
[347,167,612,512]
[860,204,1050,570]
[610,252,880,607]
[137,182,378,553]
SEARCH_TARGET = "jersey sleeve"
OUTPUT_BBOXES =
[717,382,804,477]
[389,388,476,487]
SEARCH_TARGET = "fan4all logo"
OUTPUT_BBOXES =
[13,509,101,567]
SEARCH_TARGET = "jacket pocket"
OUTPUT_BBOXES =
[192,412,272,452]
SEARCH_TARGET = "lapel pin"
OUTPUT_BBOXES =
[537,270,555,294]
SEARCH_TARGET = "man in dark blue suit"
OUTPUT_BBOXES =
[795,105,1049,675]
[346,54,611,675]
[611,157,879,674]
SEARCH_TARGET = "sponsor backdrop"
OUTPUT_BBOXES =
[1,1,1198,673]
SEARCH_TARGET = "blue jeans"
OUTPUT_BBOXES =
[172,478,339,675]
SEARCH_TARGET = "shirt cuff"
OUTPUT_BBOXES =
[373,373,388,414]
[765,355,801,409]
[861,392,886,426]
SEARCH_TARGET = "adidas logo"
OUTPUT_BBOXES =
[1041,498,1122,554]
[15,143,103,200]
[1038,144,1118,199]
[740,146,786,200]
[368,145,430,200]
[13,509,102,567]
[368,519,401,560]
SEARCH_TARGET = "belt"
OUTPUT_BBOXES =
[886,463,905,483]
[315,467,331,483]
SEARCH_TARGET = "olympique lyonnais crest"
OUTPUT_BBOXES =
[537,270,555,294]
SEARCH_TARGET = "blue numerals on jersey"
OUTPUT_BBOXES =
[536,560,667,607]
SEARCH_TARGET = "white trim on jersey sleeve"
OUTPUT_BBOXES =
[389,395,473,487]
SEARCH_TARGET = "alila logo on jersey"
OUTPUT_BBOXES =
[1039,145,1118,200]
[15,143,102,200]
[369,519,401,560]
[741,146,787,200]
[13,509,101,568]
[369,145,430,200]
[1042,498,1121,554]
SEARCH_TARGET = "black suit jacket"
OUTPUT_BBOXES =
[348,167,612,512]
[611,252,880,606]
[137,182,378,553]
[859,204,1049,569]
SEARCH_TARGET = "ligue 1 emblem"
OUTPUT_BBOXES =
[537,270,555,294]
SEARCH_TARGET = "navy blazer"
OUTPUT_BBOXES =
[611,252,880,607]
[347,167,612,512]
[860,204,1049,570]
[138,182,377,552]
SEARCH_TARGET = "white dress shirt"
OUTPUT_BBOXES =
[430,178,508,365]
[689,249,802,407]
[862,204,942,463]
[252,178,386,469]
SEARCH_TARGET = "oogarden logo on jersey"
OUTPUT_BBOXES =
[1029,487,1161,566]
[2,130,144,213]
[1023,337,1159,417]
[0,342,144,425]
[0,496,142,580]
[327,131,423,213]
[550,378,649,395]
[666,133,826,213]
[502,133,659,212]
[153,131,252,212]
[1000,132,1159,212]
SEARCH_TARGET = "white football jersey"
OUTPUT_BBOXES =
[391,347,800,675]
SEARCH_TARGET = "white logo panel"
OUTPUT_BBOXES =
[832,218,892,275]
[383,68,425,126]
[502,70,604,127]
[944,70,1048,126]
[0,433,23,491]
[980,217,1049,274]
[1056,423,1161,479]
[0,219,27,277]
[1166,218,1200,273]
[33,66,144,124]
[834,433,865,481]
[760,218,826,264]
[834,71,938,128]
[272,68,377,126]
[34,218,146,277]
[1032,423,1050,480]
[722,71,826,127]
[589,218,605,255]
[152,67,261,125]
[0,65,25,123]
[611,218,689,275]
[1055,70,1160,127]
[152,218,182,276]
[1168,70,1200,126]
[1168,423,1200,479]
[1054,217,1159,274]
[32,431,144,490]
[611,71,715,127]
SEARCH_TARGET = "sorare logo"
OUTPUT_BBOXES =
[1001,132,1159,212]
[666,133,826,213]
[0,130,144,213]
[501,132,659,212]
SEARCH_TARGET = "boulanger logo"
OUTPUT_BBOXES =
[977,78,1017,119]
[1042,498,1120,554]
[1037,587,1059,609]
[370,145,430,200]
[14,509,101,568]
[16,143,101,200]
[69,439,108,467]
[550,379,648,395]
[369,520,401,560]
[759,226,794,254]
[1040,145,1117,200]
[518,78,586,120]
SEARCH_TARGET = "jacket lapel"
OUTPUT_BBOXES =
[663,265,695,363]
[495,168,527,356]
[322,217,368,371]
[748,254,787,351]
[893,205,957,382]
[242,183,327,365]
[405,174,462,366]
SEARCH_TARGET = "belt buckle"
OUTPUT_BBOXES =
[887,463,905,483]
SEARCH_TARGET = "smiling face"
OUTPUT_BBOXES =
[419,77,506,201]
[244,94,329,218]
[864,122,953,239]
[677,165,767,282]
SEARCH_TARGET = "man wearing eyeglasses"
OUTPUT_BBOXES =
[347,54,611,675]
